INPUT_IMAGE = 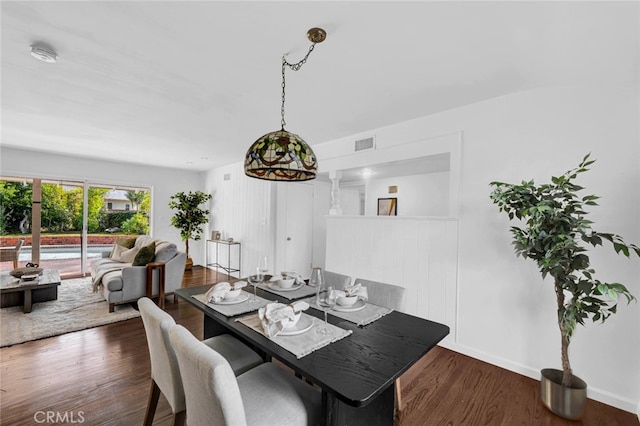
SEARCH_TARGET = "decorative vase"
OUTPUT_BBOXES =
[540,368,587,420]
[185,257,193,270]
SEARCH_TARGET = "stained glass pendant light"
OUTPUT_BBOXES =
[244,28,326,181]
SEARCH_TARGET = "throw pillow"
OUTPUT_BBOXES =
[109,236,137,258]
[154,243,178,263]
[111,244,139,263]
[115,236,137,249]
[133,242,156,266]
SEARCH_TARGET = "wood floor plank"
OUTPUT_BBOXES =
[0,266,637,425]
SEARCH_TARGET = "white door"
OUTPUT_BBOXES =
[275,182,313,278]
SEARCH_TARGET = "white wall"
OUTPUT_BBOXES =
[0,148,204,260]
[315,86,640,412]
[203,163,275,276]
[326,216,458,341]
[364,172,449,216]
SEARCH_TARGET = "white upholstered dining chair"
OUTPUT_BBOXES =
[138,297,263,426]
[353,278,407,412]
[169,323,322,426]
[353,278,406,311]
[323,270,352,290]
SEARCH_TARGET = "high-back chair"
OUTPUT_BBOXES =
[353,278,406,311]
[138,298,263,426]
[169,324,321,426]
[0,239,24,269]
[323,270,351,290]
[353,278,406,413]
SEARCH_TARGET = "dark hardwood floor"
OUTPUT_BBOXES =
[0,266,637,425]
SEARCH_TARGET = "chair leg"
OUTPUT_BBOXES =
[13,259,18,269]
[172,410,186,426]
[143,379,161,426]
[109,303,115,313]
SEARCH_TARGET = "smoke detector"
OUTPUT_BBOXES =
[30,44,58,63]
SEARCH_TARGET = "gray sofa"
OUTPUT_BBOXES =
[90,236,186,312]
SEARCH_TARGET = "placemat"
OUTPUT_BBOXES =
[302,297,393,326]
[192,291,272,317]
[255,281,318,300]
[236,312,352,359]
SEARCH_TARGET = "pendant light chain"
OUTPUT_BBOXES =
[280,43,317,130]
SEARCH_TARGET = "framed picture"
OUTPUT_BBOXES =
[377,198,397,216]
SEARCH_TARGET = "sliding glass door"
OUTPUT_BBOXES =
[1,176,151,278]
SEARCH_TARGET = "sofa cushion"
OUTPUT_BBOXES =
[133,242,156,266]
[134,235,156,249]
[154,242,178,263]
[111,244,139,263]
[103,270,124,292]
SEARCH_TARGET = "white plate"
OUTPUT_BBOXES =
[278,315,314,336]
[212,293,249,305]
[333,299,366,312]
[267,282,303,292]
[20,274,39,281]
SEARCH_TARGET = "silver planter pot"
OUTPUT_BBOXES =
[540,368,587,420]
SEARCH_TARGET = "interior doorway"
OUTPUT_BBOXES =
[274,182,314,278]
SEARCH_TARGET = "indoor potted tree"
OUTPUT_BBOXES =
[489,154,638,419]
[169,191,212,270]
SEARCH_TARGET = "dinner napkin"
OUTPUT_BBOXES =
[259,301,310,338]
[206,281,247,303]
[335,283,368,301]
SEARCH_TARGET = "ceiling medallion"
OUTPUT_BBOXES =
[244,28,327,182]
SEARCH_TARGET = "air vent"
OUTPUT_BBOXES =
[354,137,375,152]
[223,173,231,181]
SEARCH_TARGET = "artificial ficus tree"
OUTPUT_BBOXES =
[489,154,638,387]
[168,191,212,259]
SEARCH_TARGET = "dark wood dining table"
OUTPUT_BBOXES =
[175,284,449,426]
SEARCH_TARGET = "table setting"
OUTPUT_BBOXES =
[236,300,352,359]
[303,283,393,326]
[253,272,318,300]
[192,281,272,316]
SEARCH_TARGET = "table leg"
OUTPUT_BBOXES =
[322,385,394,426]
[23,289,33,314]
[158,267,165,309]
[146,262,166,309]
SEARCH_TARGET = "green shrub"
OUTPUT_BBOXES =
[121,213,149,235]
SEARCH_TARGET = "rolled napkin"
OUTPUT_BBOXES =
[232,281,247,290]
[259,301,310,338]
[205,281,247,303]
[334,283,368,301]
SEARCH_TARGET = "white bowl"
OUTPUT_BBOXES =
[224,289,242,300]
[276,278,296,289]
[337,295,358,307]
[282,312,302,329]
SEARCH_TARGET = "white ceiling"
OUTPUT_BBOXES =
[1,1,637,172]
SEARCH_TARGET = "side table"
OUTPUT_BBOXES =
[206,240,241,278]
[146,262,166,309]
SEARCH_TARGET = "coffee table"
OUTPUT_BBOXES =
[1,270,61,313]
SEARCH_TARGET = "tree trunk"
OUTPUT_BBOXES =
[185,239,190,258]
[555,278,573,387]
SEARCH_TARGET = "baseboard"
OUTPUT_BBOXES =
[438,340,637,414]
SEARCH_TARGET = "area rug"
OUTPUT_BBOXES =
[1,277,140,347]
